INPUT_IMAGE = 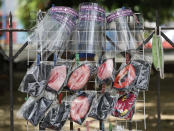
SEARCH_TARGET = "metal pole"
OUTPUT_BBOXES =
[157,72,161,131]
[156,10,161,131]
[128,121,132,131]
[9,11,14,131]
[100,120,104,131]
[70,120,73,131]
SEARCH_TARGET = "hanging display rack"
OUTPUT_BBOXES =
[1,6,174,131]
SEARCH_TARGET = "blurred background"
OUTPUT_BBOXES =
[0,0,174,131]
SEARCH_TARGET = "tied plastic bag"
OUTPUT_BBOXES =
[70,92,96,125]
[17,96,53,126]
[28,6,78,57]
[106,8,139,52]
[40,102,70,130]
[97,58,115,85]
[88,92,118,120]
[18,62,53,97]
[113,60,151,91]
[67,63,96,91]
[74,2,105,55]
[112,92,136,119]
[152,34,164,79]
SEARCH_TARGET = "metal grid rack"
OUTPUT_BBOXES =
[23,10,147,131]
[1,9,174,131]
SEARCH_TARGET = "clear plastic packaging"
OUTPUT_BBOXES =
[113,62,137,91]
[134,60,151,90]
[113,59,151,91]
[124,107,135,120]
[46,62,72,93]
[106,8,140,52]
[88,92,118,120]
[40,102,70,130]
[28,6,78,57]
[97,58,115,85]
[67,63,96,91]
[74,3,105,55]
[111,92,136,119]
[17,96,53,126]
[70,92,96,125]
[17,96,37,118]
[18,62,53,97]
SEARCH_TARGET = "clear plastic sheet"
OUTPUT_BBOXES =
[40,102,70,130]
[111,92,137,119]
[97,58,115,85]
[67,63,96,91]
[18,97,53,126]
[70,92,96,125]
[88,92,118,120]
[28,6,78,57]
[18,62,53,97]
[74,3,105,55]
[106,8,140,52]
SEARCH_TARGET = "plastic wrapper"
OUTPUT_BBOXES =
[113,60,151,91]
[67,63,96,91]
[18,62,53,97]
[70,92,96,125]
[134,60,151,90]
[97,58,115,85]
[40,102,70,130]
[74,2,105,55]
[111,92,136,119]
[46,62,72,93]
[17,96,37,119]
[28,6,78,57]
[152,34,164,79]
[113,62,138,91]
[17,96,53,126]
[88,92,118,120]
[124,107,135,120]
[106,8,140,52]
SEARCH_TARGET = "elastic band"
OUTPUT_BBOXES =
[80,4,105,14]
[106,9,133,23]
[50,6,78,17]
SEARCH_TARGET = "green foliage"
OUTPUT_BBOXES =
[16,0,49,29]
[16,0,174,29]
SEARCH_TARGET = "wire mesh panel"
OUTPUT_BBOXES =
[17,6,151,131]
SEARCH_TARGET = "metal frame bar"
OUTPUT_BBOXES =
[9,12,14,131]
[156,10,161,131]
[1,10,174,131]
